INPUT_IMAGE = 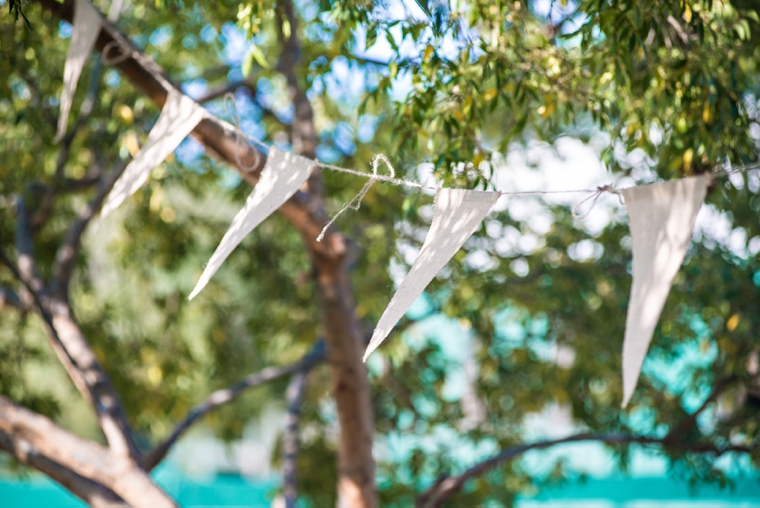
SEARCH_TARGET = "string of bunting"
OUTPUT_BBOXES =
[62,0,760,407]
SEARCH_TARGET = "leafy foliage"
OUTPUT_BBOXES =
[1,0,760,506]
[8,0,30,29]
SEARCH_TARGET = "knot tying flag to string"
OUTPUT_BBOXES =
[101,40,132,66]
[316,154,396,242]
[225,93,264,172]
[572,184,624,219]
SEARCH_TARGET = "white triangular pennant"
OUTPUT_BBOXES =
[101,89,205,218]
[621,175,711,407]
[56,0,102,142]
[188,147,314,300]
[363,188,499,361]
[107,0,123,22]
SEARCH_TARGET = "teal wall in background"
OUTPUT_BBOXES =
[0,466,278,508]
[521,477,760,507]
[2,470,758,507]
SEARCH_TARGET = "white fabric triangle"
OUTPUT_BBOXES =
[101,89,205,218]
[56,0,102,142]
[188,147,314,300]
[107,0,123,21]
[621,175,711,407]
[363,188,499,361]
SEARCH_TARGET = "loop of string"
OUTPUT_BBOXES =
[571,184,624,219]
[101,40,131,66]
[210,101,760,234]
[316,155,396,242]
[225,93,266,172]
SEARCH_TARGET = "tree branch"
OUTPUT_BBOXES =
[275,1,377,506]
[275,0,317,160]
[0,429,126,507]
[39,3,377,503]
[39,0,265,180]
[666,15,691,45]
[0,430,127,506]
[416,433,755,508]
[282,368,308,508]
[32,56,105,229]
[37,0,346,262]
[195,79,256,104]
[47,304,143,462]
[14,197,46,307]
[144,342,325,471]
[0,396,175,507]
[0,245,143,464]
[51,160,127,299]
[665,375,737,442]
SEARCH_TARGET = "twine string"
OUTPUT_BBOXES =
[217,98,760,233]
[571,184,624,219]
[315,161,433,190]
[316,154,397,242]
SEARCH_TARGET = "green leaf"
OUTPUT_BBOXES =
[242,44,270,76]
[366,25,378,49]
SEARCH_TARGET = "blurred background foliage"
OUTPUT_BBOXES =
[1,0,760,505]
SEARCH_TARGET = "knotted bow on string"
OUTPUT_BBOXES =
[571,184,624,219]
[316,154,396,242]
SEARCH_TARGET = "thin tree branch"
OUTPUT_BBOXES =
[0,249,50,319]
[9,180,141,463]
[416,432,755,508]
[0,247,143,463]
[194,79,288,130]
[48,303,143,462]
[282,369,308,508]
[195,79,256,104]
[351,55,390,67]
[51,161,127,299]
[0,396,175,507]
[14,197,46,307]
[144,342,325,471]
[666,15,691,45]
[60,175,103,191]
[32,57,105,229]
[275,0,318,161]
[666,375,737,442]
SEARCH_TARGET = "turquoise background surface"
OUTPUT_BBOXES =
[2,468,759,507]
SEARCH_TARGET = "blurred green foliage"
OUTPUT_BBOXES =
[1,0,760,506]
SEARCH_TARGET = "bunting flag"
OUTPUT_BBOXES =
[107,0,123,22]
[101,89,206,218]
[56,0,102,142]
[363,188,500,361]
[621,175,712,407]
[188,147,315,300]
